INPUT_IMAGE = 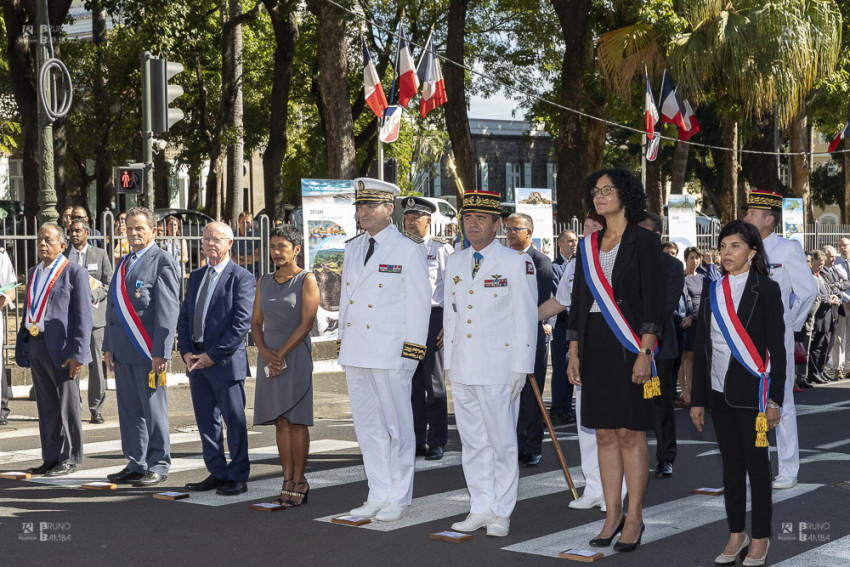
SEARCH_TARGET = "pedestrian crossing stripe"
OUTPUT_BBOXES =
[772,534,850,566]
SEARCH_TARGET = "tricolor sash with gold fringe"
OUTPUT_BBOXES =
[26,256,69,331]
[580,232,660,398]
[709,273,772,447]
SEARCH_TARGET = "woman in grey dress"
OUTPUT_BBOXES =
[251,225,319,507]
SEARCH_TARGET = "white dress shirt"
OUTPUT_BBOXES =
[710,271,749,393]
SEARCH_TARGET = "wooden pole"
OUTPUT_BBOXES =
[527,374,579,500]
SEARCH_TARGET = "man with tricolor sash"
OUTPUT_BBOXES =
[16,224,93,477]
[103,207,181,487]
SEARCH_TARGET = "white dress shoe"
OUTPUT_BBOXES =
[349,501,387,518]
[374,504,408,522]
[451,512,496,532]
[486,516,510,537]
[714,534,749,565]
[568,493,605,510]
[772,475,797,489]
[742,539,770,566]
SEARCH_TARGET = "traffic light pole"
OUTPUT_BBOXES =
[36,0,57,224]
[141,51,154,208]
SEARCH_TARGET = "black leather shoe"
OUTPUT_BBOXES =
[810,375,829,384]
[796,379,814,389]
[415,444,428,457]
[185,474,230,492]
[613,523,645,552]
[216,481,248,496]
[45,462,76,477]
[523,454,542,467]
[590,515,625,547]
[425,446,444,460]
[132,471,167,487]
[91,412,105,424]
[550,412,575,424]
[26,462,57,475]
[655,461,673,478]
[107,467,146,483]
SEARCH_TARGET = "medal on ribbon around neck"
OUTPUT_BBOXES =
[26,256,68,338]
[135,280,143,298]
[30,324,39,336]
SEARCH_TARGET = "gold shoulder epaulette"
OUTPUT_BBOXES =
[402,230,424,244]
[434,237,453,246]
[345,233,365,244]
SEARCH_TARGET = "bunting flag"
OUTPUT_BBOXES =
[659,70,687,132]
[416,31,447,118]
[395,22,419,108]
[645,74,660,161]
[829,122,850,152]
[379,105,402,143]
[361,35,388,119]
[679,98,701,141]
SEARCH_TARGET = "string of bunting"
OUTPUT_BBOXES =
[324,0,850,158]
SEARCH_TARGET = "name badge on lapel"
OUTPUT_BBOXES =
[484,278,508,288]
[135,280,143,298]
[379,264,402,273]
[87,263,98,271]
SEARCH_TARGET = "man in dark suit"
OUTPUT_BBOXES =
[178,222,255,496]
[638,213,681,478]
[71,206,104,248]
[66,219,113,423]
[506,213,556,468]
[17,224,93,476]
[550,230,577,423]
[103,207,180,487]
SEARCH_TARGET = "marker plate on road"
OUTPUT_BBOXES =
[81,481,117,491]
[558,549,604,562]
[251,502,285,512]
[154,491,190,501]
[691,487,724,495]
[0,471,31,480]
[331,515,371,526]
[429,531,473,543]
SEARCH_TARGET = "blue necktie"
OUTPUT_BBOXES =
[472,252,483,278]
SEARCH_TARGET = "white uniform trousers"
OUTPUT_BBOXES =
[452,383,520,518]
[345,366,415,506]
[775,337,799,479]
[832,313,850,373]
[575,387,626,499]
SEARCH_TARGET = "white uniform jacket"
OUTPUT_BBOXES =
[443,240,538,384]
[424,235,454,306]
[338,225,431,369]
[763,233,817,332]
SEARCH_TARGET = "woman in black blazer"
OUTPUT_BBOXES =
[567,168,665,552]
[690,220,786,567]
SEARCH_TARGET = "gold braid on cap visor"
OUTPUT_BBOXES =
[746,195,782,210]
[355,188,394,203]
[462,194,501,213]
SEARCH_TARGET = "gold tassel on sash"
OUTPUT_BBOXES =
[148,371,167,389]
[755,412,768,447]
[643,375,661,399]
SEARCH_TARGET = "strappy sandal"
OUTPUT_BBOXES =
[282,480,309,508]
[274,478,293,505]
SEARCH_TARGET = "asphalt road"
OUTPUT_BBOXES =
[2,381,850,566]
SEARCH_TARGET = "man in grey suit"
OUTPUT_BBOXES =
[103,207,180,487]
[16,224,93,476]
[66,219,113,424]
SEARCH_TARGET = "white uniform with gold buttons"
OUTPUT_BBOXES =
[763,232,817,480]
[443,239,537,518]
[338,223,431,507]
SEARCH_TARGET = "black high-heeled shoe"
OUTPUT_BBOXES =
[274,478,293,505]
[613,522,645,552]
[589,515,625,547]
[282,480,309,508]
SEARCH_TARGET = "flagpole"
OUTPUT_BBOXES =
[641,134,647,188]
[378,124,384,181]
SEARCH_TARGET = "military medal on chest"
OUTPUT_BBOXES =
[26,256,69,337]
[135,280,143,298]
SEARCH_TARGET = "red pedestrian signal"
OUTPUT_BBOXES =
[116,166,145,194]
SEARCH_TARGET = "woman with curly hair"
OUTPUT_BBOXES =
[567,168,665,552]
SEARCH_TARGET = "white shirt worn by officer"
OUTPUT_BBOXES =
[443,239,537,528]
[338,220,431,518]
[763,232,817,485]
[424,235,453,307]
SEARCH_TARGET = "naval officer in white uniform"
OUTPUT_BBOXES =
[339,178,431,522]
[443,190,537,538]
[743,189,817,489]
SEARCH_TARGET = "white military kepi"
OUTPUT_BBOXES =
[353,177,400,204]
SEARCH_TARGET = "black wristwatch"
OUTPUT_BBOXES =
[642,348,652,356]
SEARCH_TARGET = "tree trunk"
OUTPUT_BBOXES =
[720,115,738,223]
[444,0,474,198]
[206,153,225,220]
[188,171,201,210]
[746,113,779,192]
[262,0,298,221]
[225,0,245,224]
[551,0,593,222]
[670,142,689,194]
[583,101,608,176]
[307,0,355,179]
[644,158,663,215]
[788,106,810,224]
[91,2,113,218]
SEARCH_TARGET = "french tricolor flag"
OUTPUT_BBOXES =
[659,70,687,132]
[679,98,700,141]
[416,31,447,118]
[645,75,660,161]
[395,24,419,108]
[829,122,850,153]
[362,35,388,119]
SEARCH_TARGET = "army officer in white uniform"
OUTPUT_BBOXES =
[443,190,537,538]
[338,178,431,523]
[743,189,817,490]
